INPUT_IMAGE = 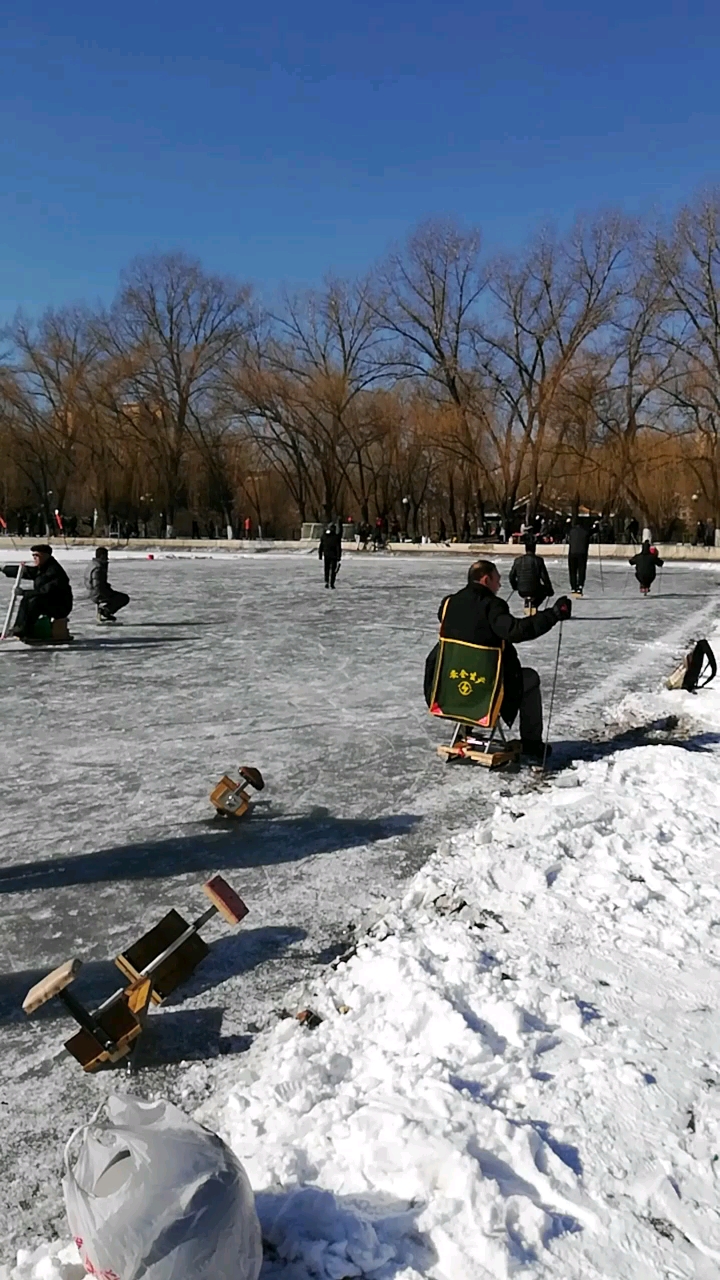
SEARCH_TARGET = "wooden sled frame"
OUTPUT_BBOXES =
[22,875,249,1071]
[210,765,265,818]
[429,618,520,767]
[21,618,73,646]
[437,719,522,768]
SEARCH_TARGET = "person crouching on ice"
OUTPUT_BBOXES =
[86,547,130,622]
[438,559,571,761]
[2,544,73,639]
[629,540,663,595]
[508,535,554,613]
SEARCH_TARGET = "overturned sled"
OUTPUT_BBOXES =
[666,638,717,693]
[22,875,249,1071]
[210,765,265,818]
[428,637,521,768]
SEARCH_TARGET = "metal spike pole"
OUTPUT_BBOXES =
[1,564,25,639]
[542,620,563,773]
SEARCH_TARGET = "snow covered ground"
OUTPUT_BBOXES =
[1,549,719,1275]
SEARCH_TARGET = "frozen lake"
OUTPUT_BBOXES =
[0,547,718,1257]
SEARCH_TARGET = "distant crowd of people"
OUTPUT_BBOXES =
[2,508,718,548]
[1,512,263,541]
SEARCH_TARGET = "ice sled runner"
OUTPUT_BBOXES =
[210,765,265,817]
[20,616,74,645]
[428,638,521,768]
[22,875,248,1071]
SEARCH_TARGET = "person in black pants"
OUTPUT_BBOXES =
[85,547,130,621]
[318,525,342,588]
[567,522,591,595]
[2,545,73,638]
[433,559,571,760]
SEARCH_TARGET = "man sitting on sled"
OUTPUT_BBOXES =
[2,545,73,640]
[427,559,571,761]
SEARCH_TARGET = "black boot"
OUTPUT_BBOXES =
[521,740,552,762]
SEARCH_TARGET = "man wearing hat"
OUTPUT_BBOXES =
[2,545,73,639]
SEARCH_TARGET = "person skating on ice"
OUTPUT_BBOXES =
[629,540,663,594]
[85,547,130,622]
[318,524,342,588]
[2,544,73,639]
[508,535,554,613]
[435,559,571,762]
[567,520,591,596]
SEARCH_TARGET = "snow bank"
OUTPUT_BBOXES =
[7,645,720,1279]
[200,737,720,1278]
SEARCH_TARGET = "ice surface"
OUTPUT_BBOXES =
[0,548,718,1268]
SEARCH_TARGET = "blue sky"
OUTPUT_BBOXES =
[1,0,719,320]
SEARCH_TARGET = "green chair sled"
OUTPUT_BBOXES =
[429,637,521,768]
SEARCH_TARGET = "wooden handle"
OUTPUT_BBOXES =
[203,876,249,925]
[239,766,265,792]
[23,958,83,1014]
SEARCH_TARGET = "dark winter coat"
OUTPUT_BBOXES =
[2,556,73,616]
[508,553,553,601]
[85,558,110,603]
[318,530,342,562]
[629,544,663,586]
[435,583,557,725]
[568,525,591,556]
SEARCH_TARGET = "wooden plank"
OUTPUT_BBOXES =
[203,876,248,925]
[125,976,153,1018]
[20,636,74,646]
[23,958,82,1013]
[437,741,521,769]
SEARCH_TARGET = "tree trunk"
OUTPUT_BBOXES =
[447,471,457,535]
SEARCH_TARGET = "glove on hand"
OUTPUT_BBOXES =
[553,595,572,621]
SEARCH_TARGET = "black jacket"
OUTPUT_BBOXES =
[508,553,553,601]
[568,525,591,556]
[85,558,110,603]
[3,556,73,615]
[319,530,342,561]
[630,547,663,584]
[437,583,557,724]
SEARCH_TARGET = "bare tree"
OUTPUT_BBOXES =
[234,278,387,522]
[473,215,631,526]
[101,252,252,535]
[2,308,104,531]
[653,193,720,525]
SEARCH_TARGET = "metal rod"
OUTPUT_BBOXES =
[60,990,117,1052]
[597,543,605,593]
[542,620,563,773]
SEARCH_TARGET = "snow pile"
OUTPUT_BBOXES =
[7,676,720,1277]
[198,736,720,1278]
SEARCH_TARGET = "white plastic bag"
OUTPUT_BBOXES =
[63,1095,262,1280]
